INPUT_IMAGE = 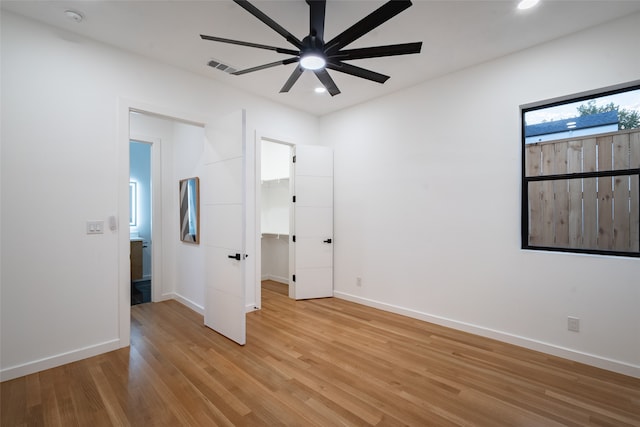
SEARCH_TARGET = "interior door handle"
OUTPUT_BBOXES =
[323,238,332,244]
[228,253,241,260]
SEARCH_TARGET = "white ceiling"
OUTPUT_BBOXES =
[3,0,640,116]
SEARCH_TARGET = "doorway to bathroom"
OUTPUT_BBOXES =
[130,140,152,304]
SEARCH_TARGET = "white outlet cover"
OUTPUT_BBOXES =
[568,317,580,332]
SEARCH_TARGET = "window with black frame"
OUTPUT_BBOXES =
[522,84,640,257]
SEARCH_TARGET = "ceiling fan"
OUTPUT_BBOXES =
[201,0,422,96]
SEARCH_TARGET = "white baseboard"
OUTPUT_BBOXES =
[334,291,640,379]
[168,292,204,315]
[0,339,120,382]
[262,274,288,285]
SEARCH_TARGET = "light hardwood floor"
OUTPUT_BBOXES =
[2,281,639,426]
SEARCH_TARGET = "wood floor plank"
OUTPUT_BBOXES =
[2,280,639,426]
[88,364,131,427]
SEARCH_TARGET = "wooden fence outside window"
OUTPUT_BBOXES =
[524,129,640,254]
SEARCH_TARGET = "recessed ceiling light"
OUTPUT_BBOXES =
[314,87,327,94]
[517,0,540,10]
[64,10,84,23]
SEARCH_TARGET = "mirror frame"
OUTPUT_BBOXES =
[179,177,200,244]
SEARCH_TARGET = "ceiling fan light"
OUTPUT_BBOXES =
[300,54,326,70]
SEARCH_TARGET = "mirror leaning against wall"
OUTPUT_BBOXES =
[179,177,200,244]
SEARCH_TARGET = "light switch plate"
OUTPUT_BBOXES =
[87,220,104,234]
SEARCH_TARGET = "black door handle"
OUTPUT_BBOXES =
[228,253,241,260]
[323,238,332,244]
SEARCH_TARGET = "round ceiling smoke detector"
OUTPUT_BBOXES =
[64,10,84,23]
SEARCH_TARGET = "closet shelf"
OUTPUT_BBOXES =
[261,232,289,238]
[261,177,289,184]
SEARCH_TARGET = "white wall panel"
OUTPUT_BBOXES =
[203,158,243,205]
[295,176,333,207]
[203,204,243,251]
[294,268,333,300]
[295,207,333,237]
[295,238,333,269]
[295,145,333,177]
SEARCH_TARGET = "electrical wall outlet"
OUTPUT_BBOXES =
[568,316,580,332]
[356,277,362,287]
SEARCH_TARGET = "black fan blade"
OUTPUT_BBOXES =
[328,42,422,61]
[280,66,304,93]
[233,0,303,49]
[307,0,326,41]
[314,69,340,96]
[326,61,389,84]
[200,35,299,56]
[232,57,299,76]
[325,0,412,53]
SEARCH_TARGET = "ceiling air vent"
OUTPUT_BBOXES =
[207,59,237,74]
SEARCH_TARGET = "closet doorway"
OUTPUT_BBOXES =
[259,139,293,295]
[257,138,334,304]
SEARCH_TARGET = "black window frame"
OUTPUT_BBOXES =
[521,82,640,258]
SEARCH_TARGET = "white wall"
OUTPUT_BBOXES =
[172,121,208,311]
[321,13,640,377]
[261,236,289,284]
[261,180,290,235]
[0,11,318,380]
[261,140,291,181]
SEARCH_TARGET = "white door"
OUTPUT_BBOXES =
[203,110,246,345]
[290,145,334,300]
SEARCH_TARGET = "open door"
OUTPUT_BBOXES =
[290,145,334,299]
[203,110,247,345]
